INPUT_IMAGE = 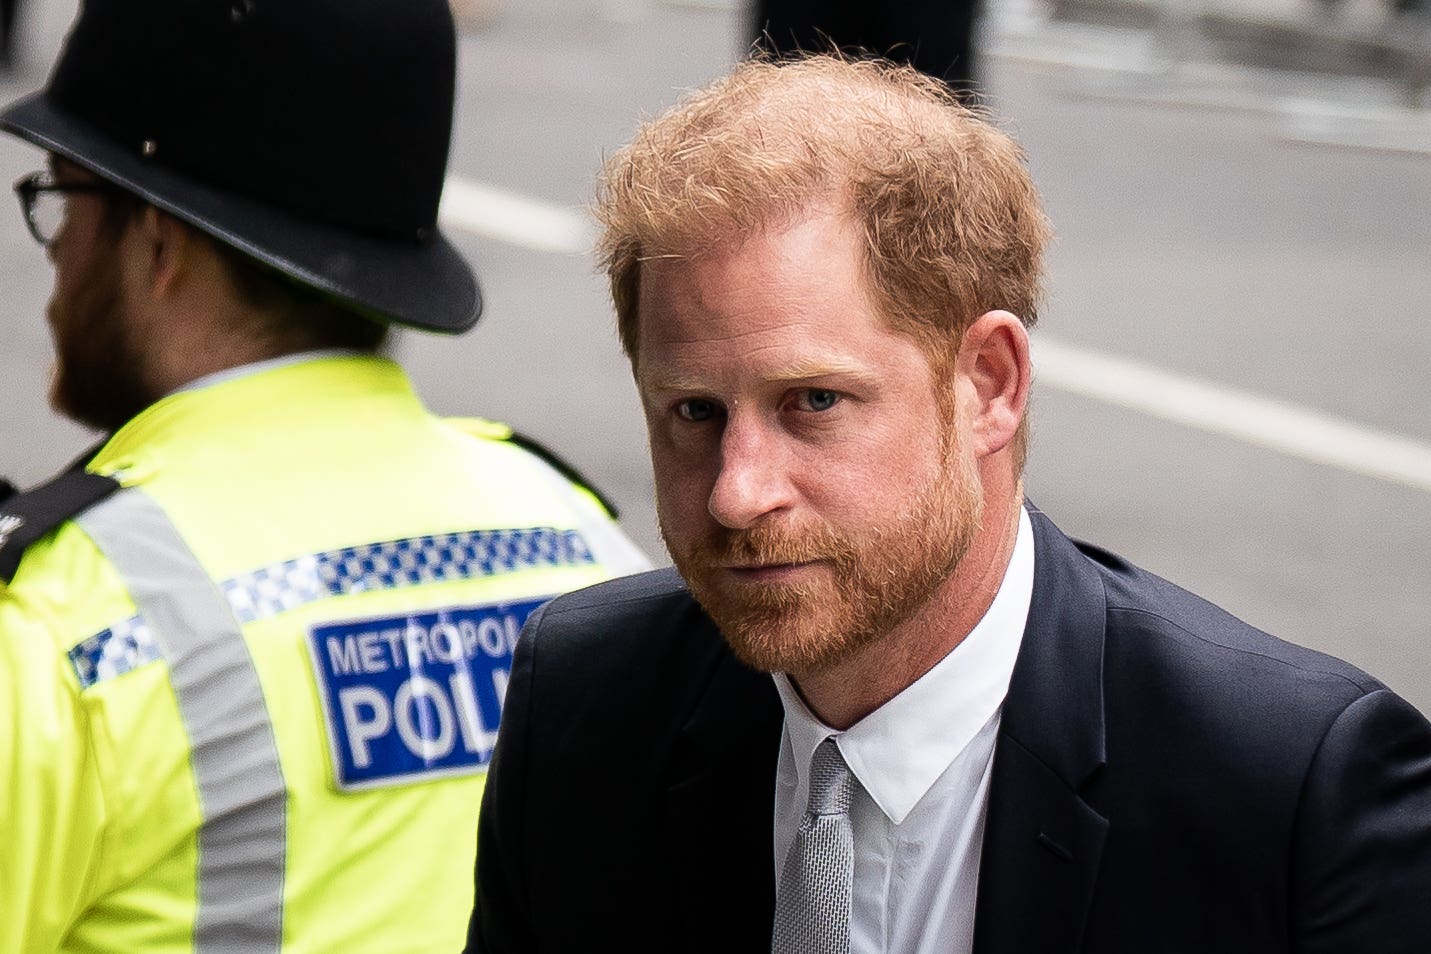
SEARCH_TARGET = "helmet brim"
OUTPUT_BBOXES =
[1,93,482,334]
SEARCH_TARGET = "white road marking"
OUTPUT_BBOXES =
[1034,336,1431,494]
[439,176,595,255]
[433,178,1430,494]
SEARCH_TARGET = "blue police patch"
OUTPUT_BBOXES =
[307,597,547,791]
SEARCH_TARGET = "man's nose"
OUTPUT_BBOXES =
[707,417,795,530]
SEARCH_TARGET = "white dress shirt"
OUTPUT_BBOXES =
[773,507,1034,954]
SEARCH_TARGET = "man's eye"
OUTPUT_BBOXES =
[796,389,840,412]
[676,399,719,422]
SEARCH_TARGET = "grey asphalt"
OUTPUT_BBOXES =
[2,0,1428,713]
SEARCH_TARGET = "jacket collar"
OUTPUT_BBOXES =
[660,600,784,952]
[972,503,1110,954]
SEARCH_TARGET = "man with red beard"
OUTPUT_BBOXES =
[468,56,1431,954]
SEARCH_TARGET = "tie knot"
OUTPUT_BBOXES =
[806,737,854,816]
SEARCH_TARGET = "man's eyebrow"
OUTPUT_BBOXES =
[767,357,872,383]
[642,359,877,393]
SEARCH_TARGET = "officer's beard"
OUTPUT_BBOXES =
[47,252,155,435]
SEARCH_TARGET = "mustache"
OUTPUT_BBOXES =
[686,523,859,567]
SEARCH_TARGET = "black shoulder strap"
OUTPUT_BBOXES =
[0,470,123,584]
[501,429,621,520]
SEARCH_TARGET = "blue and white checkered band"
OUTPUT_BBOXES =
[222,528,593,625]
[69,527,595,689]
[68,616,163,689]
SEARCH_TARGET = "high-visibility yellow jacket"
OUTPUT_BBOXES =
[0,354,649,953]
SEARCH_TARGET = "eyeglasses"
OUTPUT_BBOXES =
[12,170,118,247]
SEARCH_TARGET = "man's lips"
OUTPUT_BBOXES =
[722,561,822,582]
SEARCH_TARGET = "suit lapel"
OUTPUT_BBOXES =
[659,607,784,951]
[973,506,1110,954]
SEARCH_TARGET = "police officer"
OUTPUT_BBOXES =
[0,1,648,951]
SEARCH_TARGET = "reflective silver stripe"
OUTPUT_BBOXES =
[77,489,285,952]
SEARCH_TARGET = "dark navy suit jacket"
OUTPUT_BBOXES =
[468,506,1431,952]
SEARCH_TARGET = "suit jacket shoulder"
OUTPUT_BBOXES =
[1087,529,1382,690]
[1070,521,1396,808]
[977,507,1431,953]
[471,568,783,953]
[509,569,750,742]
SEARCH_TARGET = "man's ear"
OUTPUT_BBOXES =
[134,205,193,299]
[954,310,1031,459]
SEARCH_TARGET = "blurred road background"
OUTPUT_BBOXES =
[2,0,1428,712]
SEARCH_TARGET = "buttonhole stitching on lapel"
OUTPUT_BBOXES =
[1037,831,1074,862]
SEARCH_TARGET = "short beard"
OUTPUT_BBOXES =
[49,254,154,433]
[665,434,984,676]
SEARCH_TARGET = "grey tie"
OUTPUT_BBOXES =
[772,737,856,954]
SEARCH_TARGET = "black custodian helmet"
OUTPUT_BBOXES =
[0,0,481,332]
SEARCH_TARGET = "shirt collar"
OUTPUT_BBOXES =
[774,506,1035,824]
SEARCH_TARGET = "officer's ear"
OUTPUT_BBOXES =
[133,205,195,300]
